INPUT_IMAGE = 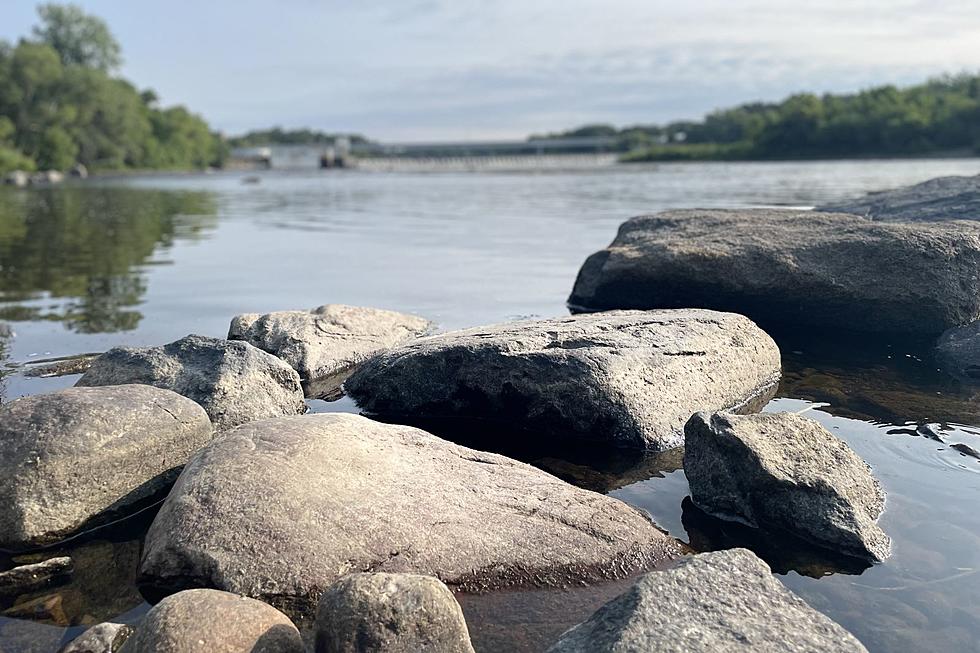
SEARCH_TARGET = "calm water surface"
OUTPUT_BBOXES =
[1,159,979,652]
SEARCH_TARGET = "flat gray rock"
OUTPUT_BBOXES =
[138,414,681,602]
[0,385,212,550]
[345,310,779,450]
[818,174,980,221]
[546,548,868,653]
[316,573,474,653]
[118,589,302,653]
[77,334,305,431]
[936,321,980,382]
[58,622,134,653]
[0,556,72,595]
[228,304,431,400]
[567,209,980,334]
[684,412,890,562]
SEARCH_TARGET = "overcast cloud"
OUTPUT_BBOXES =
[3,0,979,140]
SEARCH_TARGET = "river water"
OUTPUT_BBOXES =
[1,159,979,652]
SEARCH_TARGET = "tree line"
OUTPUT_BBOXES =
[540,75,980,162]
[0,4,226,175]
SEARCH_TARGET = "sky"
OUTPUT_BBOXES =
[3,0,980,141]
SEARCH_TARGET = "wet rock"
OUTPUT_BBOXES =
[315,573,474,653]
[69,164,88,180]
[30,170,64,185]
[0,557,72,596]
[0,385,212,550]
[3,170,29,187]
[545,548,868,653]
[58,622,134,653]
[345,310,780,451]
[936,321,980,383]
[138,414,680,602]
[229,304,431,400]
[567,209,980,335]
[684,411,890,562]
[24,354,98,378]
[117,589,302,653]
[818,174,980,221]
[77,334,305,431]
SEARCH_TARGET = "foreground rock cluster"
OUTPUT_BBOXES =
[21,176,976,651]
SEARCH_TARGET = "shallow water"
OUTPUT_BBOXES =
[1,159,980,652]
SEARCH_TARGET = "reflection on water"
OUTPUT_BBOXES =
[2,160,980,652]
[0,187,217,334]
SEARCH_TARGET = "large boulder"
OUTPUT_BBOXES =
[818,174,980,221]
[345,310,780,451]
[545,548,868,652]
[228,304,431,400]
[684,411,890,562]
[77,334,305,431]
[935,321,980,382]
[118,589,302,653]
[567,209,980,335]
[315,573,474,653]
[0,385,212,550]
[138,414,681,602]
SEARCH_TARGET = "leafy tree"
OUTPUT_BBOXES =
[32,2,121,71]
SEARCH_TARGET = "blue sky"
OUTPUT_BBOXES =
[3,1,979,141]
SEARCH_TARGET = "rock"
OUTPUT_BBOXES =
[138,413,680,602]
[936,321,980,382]
[24,354,98,378]
[345,310,779,450]
[818,174,980,221]
[69,164,88,179]
[3,170,28,187]
[0,557,72,595]
[315,573,474,653]
[545,548,868,653]
[684,411,890,562]
[228,304,431,400]
[567,209,980,335]
[30,170,64,184]
[0,385,213,550]
[77,334,305,431]
[117,589,302,653]
[58,622,134,653]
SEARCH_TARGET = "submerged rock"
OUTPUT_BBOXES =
[567,209,980,335]
[819,174,980,221]
[58,622,134,653]
[936,321,980,383]
[228,304,431,400]
[138,414,680,602]
[117,589,302,653]
[77,334,305,431]
[345,310,780,451]
[545,548,868,653]
[0,556,72,595]
[0,385,212,550]
[315,573,474,653]
[684,411,890,562]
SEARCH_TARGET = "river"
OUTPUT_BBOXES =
[1,158,979,652]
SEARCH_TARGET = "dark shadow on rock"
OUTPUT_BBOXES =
[680,497,872,578]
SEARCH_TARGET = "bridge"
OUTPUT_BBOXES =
[229,136,620,170]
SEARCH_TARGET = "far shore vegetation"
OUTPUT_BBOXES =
[541,75,980,162]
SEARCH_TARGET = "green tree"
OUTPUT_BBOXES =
[32,3,121,71]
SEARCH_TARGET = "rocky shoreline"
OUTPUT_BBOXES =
[4,174,979,651]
